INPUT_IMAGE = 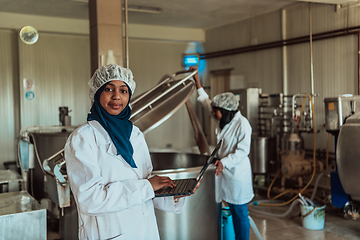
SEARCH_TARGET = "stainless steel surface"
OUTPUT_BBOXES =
[0,191,46,240]
[28,129,78,240]
[336,112,360,201]
[30,131,71,201]
[43,149,70,208]
[260,93,283,108]
[231,88,261,133]
[0,170,23,193]
[151,152,217,240]
[324,95,360,134]
[130,70,196,134]
[250,135,277,174]
[309,3,314,96]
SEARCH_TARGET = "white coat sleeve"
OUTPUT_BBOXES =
[64,129,155,216]
[196,88,214,118]
[221,121,252,170]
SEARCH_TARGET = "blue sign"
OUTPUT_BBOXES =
[25,91,35,100]
[183,54,199,67]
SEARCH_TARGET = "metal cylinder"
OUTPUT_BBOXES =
[151,152,217,240]
[59,107,69,126]
[281,131,304,152]
[250,135,277,174]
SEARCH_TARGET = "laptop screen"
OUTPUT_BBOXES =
[195,140,222,181]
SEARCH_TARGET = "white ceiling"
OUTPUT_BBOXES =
[0,0,357,29]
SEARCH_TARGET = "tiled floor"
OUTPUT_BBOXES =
[248,201,360,240]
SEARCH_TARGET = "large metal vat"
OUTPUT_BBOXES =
[29,130,78,240]
[151,152,217,240]
[336,112,360,202]
[250,134,277,174]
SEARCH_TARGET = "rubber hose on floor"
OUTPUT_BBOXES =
[249,215,263,240]
[249,199,303,218]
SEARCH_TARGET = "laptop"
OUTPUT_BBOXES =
[154,140,222,197]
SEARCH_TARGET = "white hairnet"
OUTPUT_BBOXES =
[88,64,136,102]
[211,92,239,111]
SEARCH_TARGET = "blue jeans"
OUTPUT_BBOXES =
[228,203,250,240]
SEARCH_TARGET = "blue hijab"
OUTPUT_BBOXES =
[87,82,137,168]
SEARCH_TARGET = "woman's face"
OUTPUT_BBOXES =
[212,107,222,120]
[100,80,130,115]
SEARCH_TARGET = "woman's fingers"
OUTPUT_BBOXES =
[215,160,223,176]
[148,175,176,191]
[190,176,203,194]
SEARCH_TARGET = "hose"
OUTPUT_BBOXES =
[250,199,303,217]
[250,170,326,219]
[249,215,263,240]
[255,94,317,207]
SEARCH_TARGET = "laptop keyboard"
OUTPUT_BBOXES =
[158,179,192,194]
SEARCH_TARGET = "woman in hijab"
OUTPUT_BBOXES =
[189,67,254,240]
[65,64,198,240]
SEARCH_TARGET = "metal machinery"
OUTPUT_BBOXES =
[16,69,220,239]
[278,94,323,189]
[253,93,283,185]
[19,125,78,240]
[233,89,323,191]
[324,95,360,219]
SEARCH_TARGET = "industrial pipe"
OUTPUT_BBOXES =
[309,3,315,96]
[200,26,360,59]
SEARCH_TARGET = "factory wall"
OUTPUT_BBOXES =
[0,30,92,170]
[204,2,360,152]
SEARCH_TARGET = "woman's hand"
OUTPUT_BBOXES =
[148,175,176,191]
[188,66,202,89]
[214,160,224,176]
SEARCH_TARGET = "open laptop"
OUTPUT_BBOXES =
[154,140,222,197]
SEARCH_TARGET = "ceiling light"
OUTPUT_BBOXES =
[124,5,162,14]
[67,0,162,14]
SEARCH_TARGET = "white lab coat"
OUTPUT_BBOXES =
[64,120,185,240]
[197,88,254,205]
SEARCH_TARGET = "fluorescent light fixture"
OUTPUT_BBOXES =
[183,54,199,67]
[124,5,162,14]
[67,0,162,14]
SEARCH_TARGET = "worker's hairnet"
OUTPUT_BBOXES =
[211,92,239,111]
[88,64,136,102]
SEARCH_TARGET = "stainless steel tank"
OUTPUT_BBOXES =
[151,152,217,240]
[29,130,78,240]
[336,112,360,202]
[250,134,277,174]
